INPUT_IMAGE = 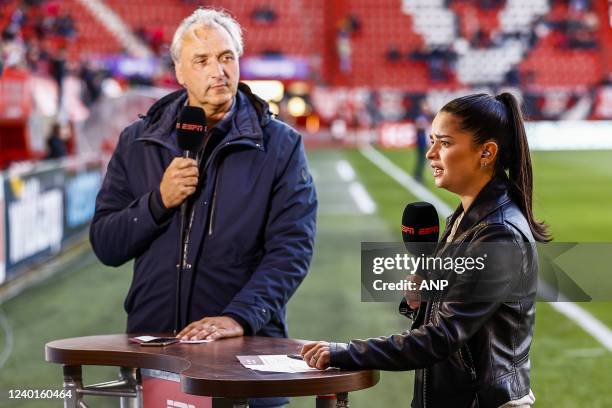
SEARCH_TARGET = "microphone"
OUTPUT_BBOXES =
[174,106,206,334]
[176,106,207,158]
[399,202,439,317]
[401,201,439,249]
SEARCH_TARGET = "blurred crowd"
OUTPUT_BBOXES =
[0,0,110,106]
[383,0,600,85]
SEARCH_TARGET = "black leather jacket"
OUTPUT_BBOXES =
[330,177,537,408]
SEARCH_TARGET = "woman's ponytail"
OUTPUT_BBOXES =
[496,92,551,242]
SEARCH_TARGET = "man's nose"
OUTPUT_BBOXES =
[208,60,225,77]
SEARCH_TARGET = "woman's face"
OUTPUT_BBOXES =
[426,111,489,195]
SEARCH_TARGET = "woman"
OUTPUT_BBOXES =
[301,93,550,408]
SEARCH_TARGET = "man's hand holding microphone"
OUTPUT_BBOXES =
[160,157,199,208]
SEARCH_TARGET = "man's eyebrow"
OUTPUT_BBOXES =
[192,50,235,60]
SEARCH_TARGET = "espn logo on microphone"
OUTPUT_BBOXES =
[176,123,204,132]
[402,225,439,235]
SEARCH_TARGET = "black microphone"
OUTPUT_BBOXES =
[401,201,439,249]
[174,106,206,334]
[399,202,439,317]
[176,106,207,158]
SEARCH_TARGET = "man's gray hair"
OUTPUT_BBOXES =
[170,8,244,62]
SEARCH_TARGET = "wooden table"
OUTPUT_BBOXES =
[46,334,379,407]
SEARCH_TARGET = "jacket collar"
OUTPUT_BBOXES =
[136,83,271,153]
[442,175,512,241]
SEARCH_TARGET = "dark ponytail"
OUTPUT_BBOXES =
[441,92,551,242]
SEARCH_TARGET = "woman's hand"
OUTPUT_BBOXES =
[405,274,424,310]
[300,341,331,370]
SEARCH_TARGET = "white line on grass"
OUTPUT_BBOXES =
[359,145,453,216]
[336,160,357,182]
[348,183,377,214]
[336,160,377,215]
[550,302,612,352]
[358,144,612,352]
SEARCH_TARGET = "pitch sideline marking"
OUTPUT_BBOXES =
[336,160,377,215]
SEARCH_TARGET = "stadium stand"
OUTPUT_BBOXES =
[1,0,612,165]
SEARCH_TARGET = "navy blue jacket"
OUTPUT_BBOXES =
[90,85,317,339]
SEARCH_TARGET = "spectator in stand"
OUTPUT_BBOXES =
[472,28,491,48]
[335,14,361,73]
[504,65,521,87]
[386,45,402,62]
[1,28,26,68]
[55,11,75,39]
[79,59,104,106]
[46,122,68,159]
[478,0,504,10]
[567,11,599,49]
[410,45,456,82]
[251,5,277,24]
[569,0,591,13]
[336,29,351,72]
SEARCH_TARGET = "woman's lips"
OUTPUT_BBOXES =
[431,165,443,177]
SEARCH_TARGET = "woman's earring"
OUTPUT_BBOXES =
[481,160,488,168]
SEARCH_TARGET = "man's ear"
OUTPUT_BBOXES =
[174,62,185,87]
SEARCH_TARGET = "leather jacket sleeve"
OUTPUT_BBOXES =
[330,223,528,371]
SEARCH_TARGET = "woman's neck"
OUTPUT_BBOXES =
[459,174,493,212]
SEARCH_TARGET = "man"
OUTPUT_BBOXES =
[413,100,432,183]
[90,9,317,406]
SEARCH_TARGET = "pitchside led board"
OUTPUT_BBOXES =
[0,159,102,284]
[3,167,65,278]
[0,174,5,284]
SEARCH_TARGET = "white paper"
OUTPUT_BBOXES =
[236,355,321,373]
[133,336,159,342]
[132,336,213,344]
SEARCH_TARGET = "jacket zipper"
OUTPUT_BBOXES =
[208,165,223,236]
[464,345,477,381]
[423,300,437,408]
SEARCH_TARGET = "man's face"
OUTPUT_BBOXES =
[175,24,240,114]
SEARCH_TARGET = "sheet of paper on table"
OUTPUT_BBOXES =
[236,355,321,373]
[131,336,213,344]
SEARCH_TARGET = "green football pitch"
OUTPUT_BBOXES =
[0,148,611,407]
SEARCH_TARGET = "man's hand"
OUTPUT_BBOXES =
[160,158,199,208]
[300,341,331,370]
[177,316,244,341]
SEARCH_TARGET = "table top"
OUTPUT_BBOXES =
[45,334,379,398]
